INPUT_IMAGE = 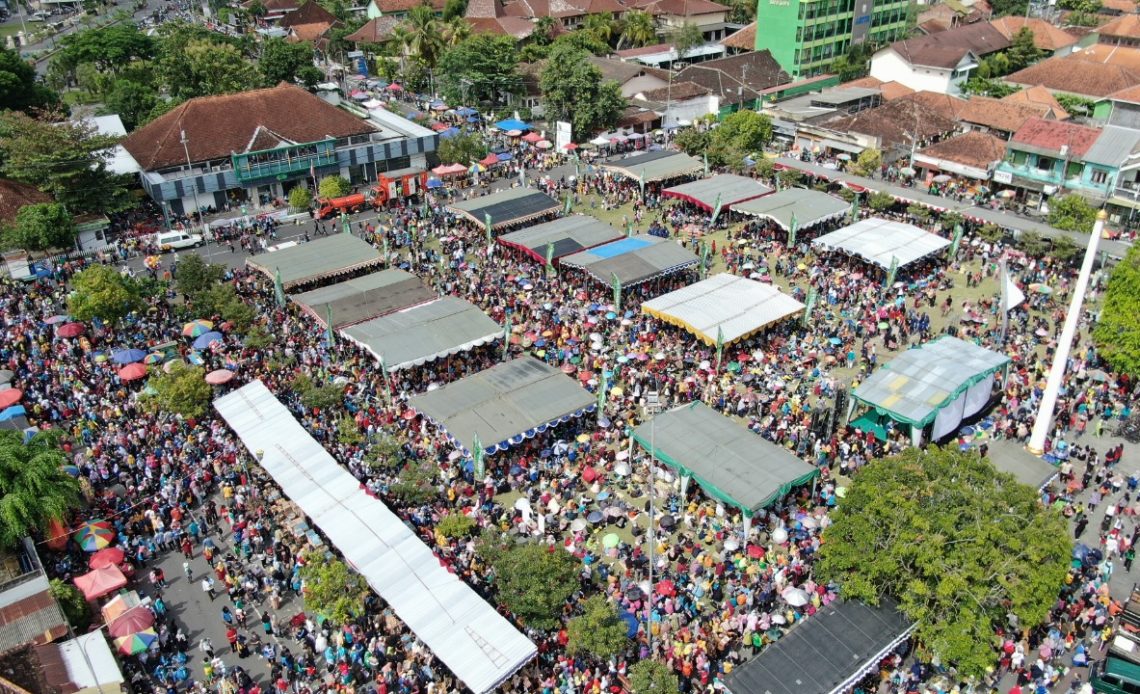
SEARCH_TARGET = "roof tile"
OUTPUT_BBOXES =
[917,131,1007,168]
[1009,116,1100,156]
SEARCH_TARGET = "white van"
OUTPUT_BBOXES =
[155,231,203,251]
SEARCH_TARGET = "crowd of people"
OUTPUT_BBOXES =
[5,143,1138,694]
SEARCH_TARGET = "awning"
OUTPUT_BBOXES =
[290,270,436,329]
[446,187,560,230]
[600,150,704,183]
[642,274,804,346]
[74,565,127,600]
[732,188,850,231]
[661,174,773,212]
[820,138,864,154]
[497,215,623,263]
[246,235,383,289]
[812,217,951,270]
[559,234,699,286]
[987,440,1059,490]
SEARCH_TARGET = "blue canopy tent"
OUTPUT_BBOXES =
[456,107,478,116]
[440,127,461,139]
[495,118,531,131]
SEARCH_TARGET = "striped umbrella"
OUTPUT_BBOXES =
[73,520,115,551]
[143,353,165,365]
[114,628,158,655]
[182,320,213,338]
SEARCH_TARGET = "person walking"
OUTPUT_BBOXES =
[183,561,193,582]
[202,576,216,601]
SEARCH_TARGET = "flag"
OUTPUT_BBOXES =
[885,255,899,289]
[950,223,964,257]
[274,267,286,308]
[788,213,798,248]
[699,241,710,279]
[564,194,572,215]
[612,272,622,311]
[310,160,316,182]
[545,241,556,276]
[472,433,485,480]
[1001,261,1025,312]
[378,355,392,403]
[341,212,350,234]
[518,165,525,187]
[382,234,389,264]
[484,212,493,243]
[626,223,633,238]
[324,303,334,347]
[638,168,646,198]
[802,286,817,328]
[711,193,723,223]
[575,158,581,179]
[850,193,859,222]
[775,172,781,192]
[715,325,725,371]
[597,366,608,416]
[703,153,709,176]
[502,314,512,361]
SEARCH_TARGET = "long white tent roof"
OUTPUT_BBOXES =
[214,382,537,694]
[341,297,502,371]
[642,274,804,346]
[812,217,950,269]
[732,188,850,231]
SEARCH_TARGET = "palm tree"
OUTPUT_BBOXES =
[583,12,619,45]
[441,16,470,48]
[0,430,82,550]
[406,4,444,68]
[390,24,414,74]
[618,9,656,49]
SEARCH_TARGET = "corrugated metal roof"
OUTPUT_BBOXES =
[342,297,501,371]
[1084,125,1140,167]
[0,603,68,651]
[246,235,383,288]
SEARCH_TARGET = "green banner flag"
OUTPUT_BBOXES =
[545,241,556,276]
[626,223,633,238]
[715,325,725,371]
[775,172,781,192]
[639,168,646,198]
[703,152,709,177]
[378,354,392,404]
[802,286,817,328]
[564,194,572,215]
[699,241,710,279]
[597,367,608,416]
[341,212,350,234]
[502,314,512,361]
[885,255,899,289]
[850,192,859,222]
[612,272,622,311]
[472,433,485,480]
[274,267,286,308]
[788,212,798,247]
[575,157,581,179]
[950,223,964,256]
[711,193,723,223]
[324,303,334,347]
[484,212,493,243]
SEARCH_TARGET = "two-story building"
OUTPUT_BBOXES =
[993,117,1103,207]
[869,22,1010,95]
[122,83,437,215]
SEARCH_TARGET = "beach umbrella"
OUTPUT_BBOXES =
[182,320,214,337]
[570,518,588,532]
[74,520,115,551]
[205,369,235,385]
[114,628,158,655]
[143,352,165,365]
[781,587,810,607]
[118,363,147,382]
[57,322,85,338]
[587,510,604,524]
[111,348,148,365]
[618,611,639,638]
[61,464,80,477]
[192,331,224,349]
[602,533,620,549]
[656,579,676,597]
[89,546,125,570]
[109,605,155,638]
[0,389,21,409]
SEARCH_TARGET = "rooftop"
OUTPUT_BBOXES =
[345,15,403,42]
[826,98,957,149]
[1001,84,1070,119]
[886,21,1010,68]
[674,50,791,104]
[840,75,916,100]
[625,0,728,15]
[721,21,755,50]
[1098,13,1140,39]
[0,179,51,226]
[279,0,336,26]
[586,55,669,84]
[638,80,710,101]
[1005,53,1140,97]
[1008,116,1100,156]
[988,16,1079,51]
[959,94,1055,132]
[917,131,1007,168]
[370,0,444,11]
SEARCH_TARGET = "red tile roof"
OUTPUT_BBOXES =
[0,179,51,225]
[826,98,957,149]
[1108,82,1140,103]
[628,0,728,16]
[370,0,444,11]
[1009,117,1100,156]
[1005,55,1140,97]
[958,94,1054,133]
[1098,13,1140,39]
[721,21,756,50]
[638,80,710,101]
[279,0,336,26]
[122,83,377,171]
[888,21,1010,68]
[465,15,536,37]
[917,131,1007,169]
[988,16,1079,51]
[345,15,403,42]
[1002,84,1070,119]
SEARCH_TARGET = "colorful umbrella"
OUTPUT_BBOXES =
[89,546,125,570]
[118,363,147,382]
[114,628,157,655]
[111,348,148,365]
[143,352,165,365]
[56,322,85,338]
[205,369,235,385]
[109,605,155,638]
[73,520,115,551]
[181,320,213,337]
[192,332,223,350]
[0,389,21,409]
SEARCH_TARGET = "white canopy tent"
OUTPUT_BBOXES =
[812,217,950,269]
[214,382,537,694]
[641,274,804,346]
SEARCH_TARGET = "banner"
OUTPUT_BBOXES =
[715,326,725,371]
[612,272,622,311]
[597,367,608,417]
[699,241,710,279]
[885,255,899,289]
[324,303,334,347]
[950,223,964,257]
[545,241,556,276]
[341,212,350,234]
[711,193,723,224]
[564,194,572,215]
[472,433,485,480]
[788,212,798,248]
[274,267,286,308]
[802,286,817,328]
[378,355,393,403]
[484,212,493,243]
[639,169,646,198]
[703,153,709,177]
[502,314,512,361]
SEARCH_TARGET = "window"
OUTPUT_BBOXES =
[1035,156,1054,172]
[1090,168,1109,185]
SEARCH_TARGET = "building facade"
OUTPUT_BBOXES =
[752,0,911,78]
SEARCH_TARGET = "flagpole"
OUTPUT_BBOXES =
[1000,259,1009,344]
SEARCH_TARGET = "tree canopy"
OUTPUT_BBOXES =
[0,430,82,550]
[437,34,521,109]
[437,132,487,166]
[487,541,578,629]
[675,111,774,169]
[1094,243,1140,377]
[1047,194,1097,233]
[816,447,1071,677]
[260,37,316,85]
[299,551,370,624]
[6,203,76,252]
[566,595,630,658]
[67,264,146,325]
[628,660,679,694]
[0,47,59,114]
[539,43,625,139]
[146,362,213,419]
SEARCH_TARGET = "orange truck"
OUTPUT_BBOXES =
[316,193,369,219]
[372,168,428,207]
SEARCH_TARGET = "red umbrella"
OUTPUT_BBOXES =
[108,605,155,638]
[205,369,235,385]
[89,546,125,569]
[655,579,676,597]
[118,363,147,381]
[57,322,85,338]
[0,389,21,409]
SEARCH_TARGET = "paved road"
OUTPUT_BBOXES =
[775,157,1134,260]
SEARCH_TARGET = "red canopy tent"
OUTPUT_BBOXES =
[74,565,128,600]
[479,153,500,168]
[522,132,543,143]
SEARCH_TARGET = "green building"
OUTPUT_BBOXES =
[754,0,913,78]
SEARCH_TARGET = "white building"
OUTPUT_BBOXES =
[870,22,1010,95]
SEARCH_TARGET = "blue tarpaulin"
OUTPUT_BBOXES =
[440,127,461,139]
[495,119,531,131]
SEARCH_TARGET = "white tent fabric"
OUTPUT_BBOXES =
[812,217,950,269]
[214,382,537,694]
[641,274,804,346]
[341,297,502,371]
[963,373,995,418]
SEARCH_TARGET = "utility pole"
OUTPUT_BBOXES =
[643,379,660,655]
[180,129,205,238]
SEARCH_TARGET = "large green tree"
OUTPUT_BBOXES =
[566,595,630,658]
[437,132,487,165]
[1005,26,1045,71]
[260,37,315,85]
[156,23,259,99]
[488,541,578,629]
[146,363,213,419]
[1094,243,1140,376]
[67,264,146,325]
[437,34,520,108]
[618,10,657,49]
[6,202,76,252]
[174,255,227,300]
[1047,194,1097,233]
[0,47,59,114]
[0,111,131,215]
[816,447,1071,677]
[102,79,161,131]
[299,551,369,624]
[54,24,155,77]
[0,430,83,550]
[540,43,625,139]
[629,661,679,693]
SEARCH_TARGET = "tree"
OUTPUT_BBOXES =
[291,373,345,411]
[0,430,82,550]
[1047,194,1097,233]
[532,16,559,46]
[146,362,213,419]
[489,542,578,629]
[318,175,352,199]
[50,579,90,631]
[102,79,160,131]
[54,24,155,77]
[1016,230,1049,257]
[0,48,59,114]
[389,460,437,504]
[868,190,896,212]
[181,40,262,97]
[582,12,620,45]
[549,29,611,57]
[618,10,657,49]
[540,43,625,139]
[174,255,227,299]
[260,37,315,85]
[437,132,487,165]
[722,0,754,24]
[7,203,76,252]
[849,148,881,177]
[299,552,369,624]
[712,110,772,155]
[628,661,679,694]
[1094,243,1140,376]
[566,595,630,658]
[436,512,477,538]
[669,22,704,57]
[288,186,313,211]
[405,4,444,69]
[0,111,131,215]
[816,447,1071,677]
[67,265,145,325]
[442,0,468,20]
[440,16,471,48]
[437,34,520,108]
[673,128,711,158]
[1006,27,1045,71]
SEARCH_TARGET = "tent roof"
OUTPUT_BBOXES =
[631,402,819,515]
[214,382,537,694]
[600,150,704,183]
[661,174,772,211]
[812,217,950,269]
[559,234,699,286]
[986,440,1058,489]
[341,297,502,371]
[642,273,804,346]
[290,270,436,329]
[409,357,595,456]
[57,632,124,691]
[852,336,1010,427]
[246,235,383,289]
[446,187,560,230]
[73,565,127,601]
[724,598,913,694]
[732,188,850,231]
[497,215,624,262]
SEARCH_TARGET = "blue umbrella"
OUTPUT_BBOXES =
[439,127,461,139]
[0,405,25,422]
[495,118,531,131]
[497,152,512,161]
[466,116,481,123]
[618,610,639,637]
[111,348,148,365]
[426,177,444,189]
[187,351,205,365]
[456,106,477,116]
[192,332,223,350]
